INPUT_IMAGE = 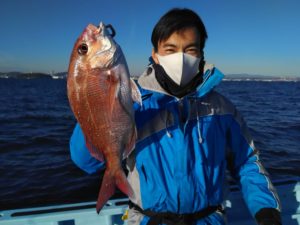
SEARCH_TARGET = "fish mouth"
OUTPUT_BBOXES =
[85,22,107,38]
[84,22,114,54]
[81,22,118,68]
[86,24,98,32]
[81,23,105,44]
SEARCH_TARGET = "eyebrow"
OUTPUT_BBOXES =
[185,43,200,49]
[162,42,200,49]
[162,43,177,48]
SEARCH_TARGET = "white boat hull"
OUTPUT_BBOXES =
[0,179,299,225]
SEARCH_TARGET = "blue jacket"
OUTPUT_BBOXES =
[70,64,281,225]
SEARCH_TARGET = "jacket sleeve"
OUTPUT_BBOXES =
[226,107,281,222]
[69,123,105,174]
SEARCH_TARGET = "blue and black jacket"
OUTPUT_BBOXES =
[70,64,281,225]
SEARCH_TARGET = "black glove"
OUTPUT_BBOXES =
[255,208,282,225]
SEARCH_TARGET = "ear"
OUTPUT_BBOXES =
[151,48,159,64]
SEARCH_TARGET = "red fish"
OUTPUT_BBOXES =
[67,22,141,213]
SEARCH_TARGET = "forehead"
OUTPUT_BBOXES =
[159,27,201,47]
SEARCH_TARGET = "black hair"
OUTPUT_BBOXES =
[151,8,208,52]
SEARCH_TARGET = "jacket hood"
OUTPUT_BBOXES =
[137,63,224,99]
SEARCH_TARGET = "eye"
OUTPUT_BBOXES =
[77,43,88,55]
[185,48,199,56]
[164,48,175,54]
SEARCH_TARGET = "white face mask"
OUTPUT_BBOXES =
[156,52,201,86]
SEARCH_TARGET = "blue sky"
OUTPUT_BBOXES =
[0,0,299,77]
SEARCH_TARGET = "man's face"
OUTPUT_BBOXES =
[152,27,202,63]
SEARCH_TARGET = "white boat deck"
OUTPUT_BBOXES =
[0,179,299,225]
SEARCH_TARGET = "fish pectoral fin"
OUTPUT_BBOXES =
[130,78,142,106]
[85,136,104,162]
[108,78,120,116]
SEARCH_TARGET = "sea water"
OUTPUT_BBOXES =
[0,77,299,210]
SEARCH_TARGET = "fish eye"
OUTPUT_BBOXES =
[78,43,88,55]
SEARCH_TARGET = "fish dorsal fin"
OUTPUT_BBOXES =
[130,78,142,106]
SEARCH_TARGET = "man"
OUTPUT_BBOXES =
[70,8,282,225]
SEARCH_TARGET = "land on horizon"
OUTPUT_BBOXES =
[0,71,300,81]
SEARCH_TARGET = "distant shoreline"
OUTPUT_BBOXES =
[223,75,300,82]
[0,72,67,79]
[0,71,299,81]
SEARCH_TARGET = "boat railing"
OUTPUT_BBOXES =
[0,198,129,225]
[0,178,299,225]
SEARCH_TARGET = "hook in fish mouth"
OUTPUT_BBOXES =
[96,22,116,37]
[105,24,116,37]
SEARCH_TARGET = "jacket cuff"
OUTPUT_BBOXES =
[255,208,282,225]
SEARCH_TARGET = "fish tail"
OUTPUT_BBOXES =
[96,170,116,213]
[96,169,134,214]
[115,169,135,199]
